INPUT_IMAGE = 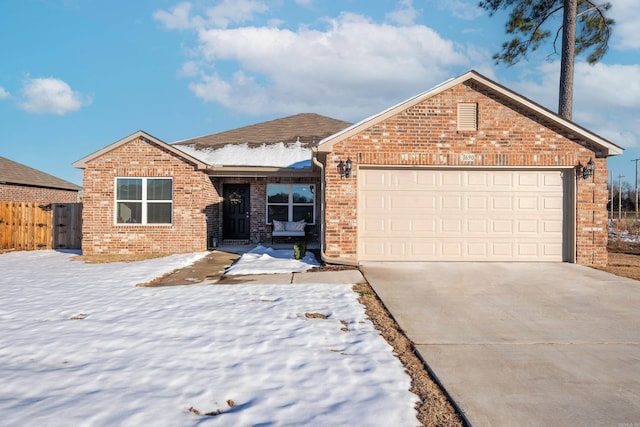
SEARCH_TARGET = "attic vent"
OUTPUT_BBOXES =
[457,103,477,131]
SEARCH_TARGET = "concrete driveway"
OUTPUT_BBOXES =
[360,262,640,427]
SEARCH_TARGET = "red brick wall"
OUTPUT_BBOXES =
[323,81,609,266]
[0,183,79,203]
[81,136,215,255]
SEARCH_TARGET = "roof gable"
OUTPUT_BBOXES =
[0,156,81,191]
[72,131,207,170]
[317,70,623,157]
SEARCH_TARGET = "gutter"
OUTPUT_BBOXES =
[311,147,359,267]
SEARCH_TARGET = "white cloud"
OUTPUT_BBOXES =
[18,77,91,115]
[609,0,640,50]
[386,0,419,25]
[509,61,640,148]
[154,0,268,30]
[295,0,314,7]
[156,8,469,120]
[153,2,197,30]
[0,86,9,99]
[429,0,484,21]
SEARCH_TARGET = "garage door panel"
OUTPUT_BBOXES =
[544,173,563,187]
[389,219,412,232]
[492,197,514,210]
[492,243,514,257]
[441,219,462,233]
[359,168,569,262]
[517,220,539,233]
[442,173,463,186]
[466,173,487,186]
[517,196,538,210]
[416,172,438,187]
[390,193,436,209]
[467,219,487,233]
[361,193,386,209]
[361,217,386,233]
[413,219,437,232]
[442,196,462,209]
[491,219,514,233]
[517,243,539,256]
[543,220,563,233]
[544,196,563,209]
[467,196,487,209]
[492,173,513,187]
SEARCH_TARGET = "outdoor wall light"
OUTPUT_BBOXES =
[577,158,595,179]
[337,158,352,179]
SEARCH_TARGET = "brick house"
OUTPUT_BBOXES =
[74,71,621,265]
[316,70,621,266]
[73,114,350,255]
[0,156,81,203]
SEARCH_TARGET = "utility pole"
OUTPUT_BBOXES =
[618,174,625,220]
[610,170,614,220]
[632,159,640,220]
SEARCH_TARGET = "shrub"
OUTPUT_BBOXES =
[293,241,307,260]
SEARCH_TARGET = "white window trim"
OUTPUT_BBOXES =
[114,177,173,226]
[266,183,316,225]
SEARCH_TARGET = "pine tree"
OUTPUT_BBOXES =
[479,0,614,119]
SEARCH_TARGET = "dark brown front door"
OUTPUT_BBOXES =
[223,184,250,240]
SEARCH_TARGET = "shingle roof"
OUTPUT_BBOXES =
[0,156,82,191]
[173,113,352,150]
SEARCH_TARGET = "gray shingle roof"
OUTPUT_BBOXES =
[173,113,352,150]
[0,156,82,191]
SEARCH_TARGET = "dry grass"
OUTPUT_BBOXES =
[354,282,464,427]
[597,236,640,281]
[71,253,171,263]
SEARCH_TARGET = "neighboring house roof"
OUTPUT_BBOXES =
[173,113,352,169]
[0,156,81,191]
[317,70,623,157]
[72,130,208,170]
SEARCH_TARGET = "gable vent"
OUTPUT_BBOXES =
[457,103,477,131]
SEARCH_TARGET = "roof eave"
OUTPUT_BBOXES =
[72,130,208,170]
[206,166,319,178]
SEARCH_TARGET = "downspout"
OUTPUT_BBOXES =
[312,147,359,267]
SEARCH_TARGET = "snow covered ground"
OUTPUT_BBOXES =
[225,246,320,275]
[0,250,418,427]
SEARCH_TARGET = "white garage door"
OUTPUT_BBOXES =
[359,168,570,261]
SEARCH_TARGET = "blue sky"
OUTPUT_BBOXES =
[1,0,639,186]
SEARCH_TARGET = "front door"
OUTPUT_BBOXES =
[223,184,250,240]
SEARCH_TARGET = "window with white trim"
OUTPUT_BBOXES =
[115,178,173,224]
[266,184,315,224]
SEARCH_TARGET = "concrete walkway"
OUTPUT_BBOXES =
[360,262,640,427]
[142,249,365,287]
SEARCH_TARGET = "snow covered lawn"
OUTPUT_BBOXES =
[0,250,418,426]
[225,245,320,275]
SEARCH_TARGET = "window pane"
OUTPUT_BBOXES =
[147,203,172,224]
[267,184,289,203]
[117,179,142,200]
[147,179,172,200]
[292,185,314,203]
[293,206,313,223]
[268,205,289,223]
[117,202,142,223]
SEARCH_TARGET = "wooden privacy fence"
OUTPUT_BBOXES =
[0,202,82,252]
